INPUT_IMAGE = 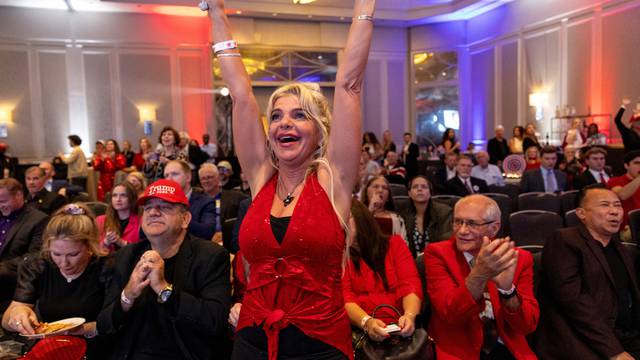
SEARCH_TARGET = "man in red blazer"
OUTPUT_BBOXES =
[425,194,539,359]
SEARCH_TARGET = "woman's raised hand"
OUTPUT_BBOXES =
[354,0,376,16]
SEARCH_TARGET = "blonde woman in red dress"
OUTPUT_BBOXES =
[209,0,375,358]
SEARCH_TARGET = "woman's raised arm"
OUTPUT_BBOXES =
[208,0,271,192]
[324,0,376,217]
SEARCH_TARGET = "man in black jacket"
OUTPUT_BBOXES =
[97,179,231,360]
[487,125,510,166]
[573,147,610,190]
[0,178,48,312]
[24,166,66,215]
[400,132,420,180]
[445,155,489,196]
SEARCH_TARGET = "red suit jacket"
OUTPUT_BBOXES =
[424,237,539,359]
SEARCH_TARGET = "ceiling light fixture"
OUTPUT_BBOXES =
[292,0,317,4]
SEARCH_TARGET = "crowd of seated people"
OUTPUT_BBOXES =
[2,52,640,359]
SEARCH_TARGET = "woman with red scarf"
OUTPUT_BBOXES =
[210,0,375,358]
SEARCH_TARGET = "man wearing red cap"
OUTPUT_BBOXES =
[615,98,640,152]
[97,178,231,359]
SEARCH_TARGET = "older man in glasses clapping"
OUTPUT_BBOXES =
[424,194,539,360]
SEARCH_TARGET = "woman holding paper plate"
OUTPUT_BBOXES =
[1,203,113,359]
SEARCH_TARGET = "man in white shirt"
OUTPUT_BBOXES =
[472,151,505,187]
[573,147,609,190]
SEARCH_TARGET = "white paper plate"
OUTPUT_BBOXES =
[20,317,85,339]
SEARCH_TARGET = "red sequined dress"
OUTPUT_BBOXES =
[237,173,352,360]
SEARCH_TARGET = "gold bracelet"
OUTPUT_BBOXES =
[355,14,374,21]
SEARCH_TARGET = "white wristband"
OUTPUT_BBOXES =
[355,15,374,21]
[120,290,132,305]
[360,315,372,329]
[497,284,516,296]
[213,40,238,54]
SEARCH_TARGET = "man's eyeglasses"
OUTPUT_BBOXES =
[453,218,496,230]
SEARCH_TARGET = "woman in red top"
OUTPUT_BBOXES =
[93,139,126,201]
[210,0,375,358]
[95,182,141,253]
[343,199,422,342]
[524,146,541,171]
[131,137,152,171]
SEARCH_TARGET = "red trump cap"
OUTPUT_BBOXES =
[138,179,189,207]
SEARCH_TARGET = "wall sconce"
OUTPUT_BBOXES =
[0,106,13,138]
[138,105,156,136]
[529,92,549,121]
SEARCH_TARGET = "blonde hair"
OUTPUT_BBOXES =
[265,84,352,268]
[265,83,331,169]
[41,203,105,258]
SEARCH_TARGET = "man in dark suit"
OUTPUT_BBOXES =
[39,161,70,194]
[434,152,459,195]
[535,187,640,360]
[97,179,231,359]
[446,155,488,196]
[197,163,248,247]
[400,132,420,180]
[487,125,510,166]
[519,145,567,193]
[24,166,66,215]
[573,147,610,190]
[164,160,216,240]
[0,178,49,312]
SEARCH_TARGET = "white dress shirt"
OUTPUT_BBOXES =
[471,164,505,186]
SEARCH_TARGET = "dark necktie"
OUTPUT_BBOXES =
[465,179,474,194]
[600,172,606,185]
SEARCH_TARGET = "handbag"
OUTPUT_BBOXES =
[18,336,86,360]
[354,304,434,360]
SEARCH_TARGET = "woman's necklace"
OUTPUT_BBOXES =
[278,176,303,207]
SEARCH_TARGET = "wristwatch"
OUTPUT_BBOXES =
[157,283,173,303]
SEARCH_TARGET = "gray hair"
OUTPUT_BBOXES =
[454,194,501,223]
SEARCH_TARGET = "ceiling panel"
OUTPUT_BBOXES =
[0,0,510,25]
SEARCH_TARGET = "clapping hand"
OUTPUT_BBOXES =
[142,250,169,295]
[623,98,632,106]
[104,231,123,248]
[122,254,152,303]
[472,237,518,286]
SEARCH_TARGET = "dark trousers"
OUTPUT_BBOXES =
[232,326,347,360]
[480,342,516,360]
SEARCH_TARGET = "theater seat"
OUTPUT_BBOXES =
[432,195,461,209]
[518,192,561,214]
[509,210,563,247]
[83,201,107,217]
[484,193,511,237]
